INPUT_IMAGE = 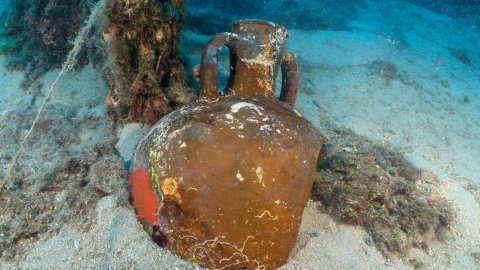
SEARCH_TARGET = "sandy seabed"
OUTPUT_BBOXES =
[1,1,479,269]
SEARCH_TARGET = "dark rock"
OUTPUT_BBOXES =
[452,50,473,66]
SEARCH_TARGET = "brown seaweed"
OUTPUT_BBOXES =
[313,128,453,258]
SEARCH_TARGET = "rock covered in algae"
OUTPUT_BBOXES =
[313,128,453,257]
[104,0,195,124]
[129,96,325,269]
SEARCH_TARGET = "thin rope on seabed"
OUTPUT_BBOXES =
[0,0,107,192]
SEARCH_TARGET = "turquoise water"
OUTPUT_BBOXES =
[0,0,479,269]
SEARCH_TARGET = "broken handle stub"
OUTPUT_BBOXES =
[280,53,299,108]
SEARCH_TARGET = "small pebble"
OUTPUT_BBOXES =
[313,100,328,111]
[471,251,480,261]
[440,80,449,88]
[364,234,374,246]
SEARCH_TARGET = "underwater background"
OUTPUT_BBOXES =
[0,0,479,269]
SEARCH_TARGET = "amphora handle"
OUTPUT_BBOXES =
[200,32,298,107]
[199,32,236,101]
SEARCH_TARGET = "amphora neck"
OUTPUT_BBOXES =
[200,20,298,107]
[226,20,288,98]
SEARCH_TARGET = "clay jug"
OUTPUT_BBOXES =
[202,20,298,106]
[129,20,326,270]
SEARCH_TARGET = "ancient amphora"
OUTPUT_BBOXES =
[129,20,326,270]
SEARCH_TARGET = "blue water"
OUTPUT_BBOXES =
[0,2,10,36]
[0,0,480,268]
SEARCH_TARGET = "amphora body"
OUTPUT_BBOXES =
[129,20,326,270]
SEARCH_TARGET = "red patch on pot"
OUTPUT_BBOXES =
[128,167,158,225]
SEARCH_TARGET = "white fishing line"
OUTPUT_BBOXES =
[1,0,107,191]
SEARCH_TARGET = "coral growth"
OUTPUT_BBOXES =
[313,128,453,257]
[105,0,195,124]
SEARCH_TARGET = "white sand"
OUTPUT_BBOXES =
[2,194,197,270]
[1,0,480,269]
